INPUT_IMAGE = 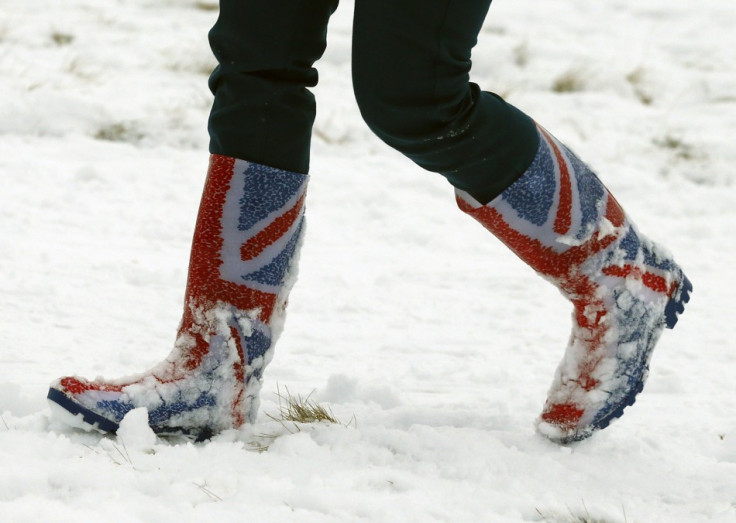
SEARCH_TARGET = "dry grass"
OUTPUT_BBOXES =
[513,40,530,68]
[248,386,351,452]
[95,122,144,143]
[551,69,587,93]
[51,31,74,46]
[268,385,340,425]
[194,0,218,11]
[653,135,696,161]
[625,68,654,105]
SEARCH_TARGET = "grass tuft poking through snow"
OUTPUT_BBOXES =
[551,68,588,93]
[268,385,341,426]
[247,386,350,452]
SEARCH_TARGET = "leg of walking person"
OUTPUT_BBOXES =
[353,0,539,204]
[48,0,339,440]
[352,0,691,442]
[209,0,339,174]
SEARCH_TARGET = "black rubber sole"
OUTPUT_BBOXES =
[47,387,215,442]
[47,387,120,433]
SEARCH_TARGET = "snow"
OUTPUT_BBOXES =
[117,408,157,452]
[1,0,735,521]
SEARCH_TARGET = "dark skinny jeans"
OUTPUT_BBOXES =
[208,0,539,203]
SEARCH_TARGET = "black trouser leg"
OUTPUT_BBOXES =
[352,0,539,203]
[208,0,338,174]
[208,0,538,201]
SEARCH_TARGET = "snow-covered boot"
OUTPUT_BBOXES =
[48,155,308,440]
[456,126,692,443]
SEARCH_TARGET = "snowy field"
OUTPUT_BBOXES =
[2,0,736,521]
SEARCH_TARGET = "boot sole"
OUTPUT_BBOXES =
[47,387,215,442]
[47,387,120,433]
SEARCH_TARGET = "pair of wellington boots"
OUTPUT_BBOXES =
[48,127,691,443]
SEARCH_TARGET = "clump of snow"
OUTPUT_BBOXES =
[318,374,401,409]
[117,408,157,452]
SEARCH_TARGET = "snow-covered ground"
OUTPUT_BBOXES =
[1,0,735,520]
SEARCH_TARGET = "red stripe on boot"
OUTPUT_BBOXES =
[241,193,306,261]
[539,128,573,236]
[601,264,670,294]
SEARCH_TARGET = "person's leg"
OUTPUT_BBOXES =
[209,0,339,174]
[456,127,692,442]
[48,0,338,439]
[353,0,691,442]
[353,0,539,204]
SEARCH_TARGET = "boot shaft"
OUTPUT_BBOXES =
[456,127,679,304]
[185,154,309,325]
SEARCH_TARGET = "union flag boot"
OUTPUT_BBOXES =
[48,155,308,440]
[456,126,692,443]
